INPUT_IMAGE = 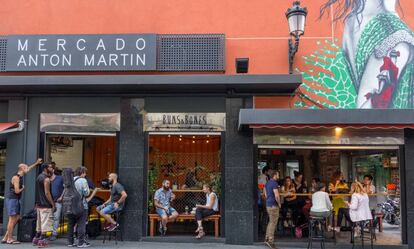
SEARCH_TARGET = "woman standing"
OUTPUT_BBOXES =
[194,184,219,239]
[281,176,297,227]
[329,171,349,217]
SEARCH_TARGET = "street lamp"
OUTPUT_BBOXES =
[286,1,308,74]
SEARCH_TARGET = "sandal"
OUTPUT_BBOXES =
[196,227,205,239]
[6,240,21,244]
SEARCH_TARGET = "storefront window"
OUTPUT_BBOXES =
[257,148,402,245]
[148,134,222,235]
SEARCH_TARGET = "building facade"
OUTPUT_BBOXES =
[0,0,413,248]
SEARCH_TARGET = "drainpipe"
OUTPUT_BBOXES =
[22,97,28,162]
[20,97,29,215]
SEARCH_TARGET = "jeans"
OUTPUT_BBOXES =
[266,206,280,243]
[67,209,88,246]
[195,207,216,221]
[52,202,62,236]
[337,208,351,227]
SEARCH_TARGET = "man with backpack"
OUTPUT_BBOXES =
[62,166,90,248]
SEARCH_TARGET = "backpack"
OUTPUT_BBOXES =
[62,168,85,217]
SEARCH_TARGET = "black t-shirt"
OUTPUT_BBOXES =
[8,174,23,199]
[35,173,52,208]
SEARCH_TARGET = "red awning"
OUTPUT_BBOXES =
[249,124,414,129]
[0,122,19,131]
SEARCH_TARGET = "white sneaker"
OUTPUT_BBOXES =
[77,243,91,248]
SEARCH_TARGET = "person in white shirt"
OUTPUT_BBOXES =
[310,183,333,218]
[194,184,219,239]
[336,181,373,232]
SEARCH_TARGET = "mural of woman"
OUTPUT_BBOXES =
[299,0,414,109]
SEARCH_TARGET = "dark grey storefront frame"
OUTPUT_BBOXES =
[2,74,301,245]
[239,108,414,248]
[0,74,301,95]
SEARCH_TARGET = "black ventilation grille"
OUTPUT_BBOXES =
[157,34,225,72]
[0,39,7,72]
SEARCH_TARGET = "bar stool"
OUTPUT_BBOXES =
[307,216,326,249]
[351,220,374,249]
[103,210,123,244]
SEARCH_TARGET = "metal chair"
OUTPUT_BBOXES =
[307,216,326,249]
[103,210,123,244]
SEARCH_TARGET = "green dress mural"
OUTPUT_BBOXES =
[298,3,414,109]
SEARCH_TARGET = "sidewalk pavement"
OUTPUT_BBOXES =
[0,240,271,249]
[0,239,405,249]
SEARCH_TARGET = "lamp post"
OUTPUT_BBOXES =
[286,1,308,74]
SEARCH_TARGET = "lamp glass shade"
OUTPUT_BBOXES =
[286,1,308,36]
[288,13,306,36]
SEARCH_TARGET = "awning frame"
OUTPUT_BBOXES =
[239,109,414,130]
[0,121,25,135]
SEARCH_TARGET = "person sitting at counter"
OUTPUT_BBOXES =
[336,181,372,233]
[194,184,219,239]
[310,183,335,230]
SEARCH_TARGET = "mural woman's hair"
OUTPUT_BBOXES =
[319,0,402,24]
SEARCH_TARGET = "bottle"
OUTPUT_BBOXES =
[185,206,189,214]
[172,181,178,191]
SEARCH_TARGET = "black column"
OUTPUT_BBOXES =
[118,98,146,241]
[224,98,254,245]
[4,100,26,232]
[404,129,414,247]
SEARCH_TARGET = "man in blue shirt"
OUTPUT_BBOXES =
[50,162,64,241]
[264,170,281,249]
[154,180,178,236]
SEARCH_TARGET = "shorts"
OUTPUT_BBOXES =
[156,207,177,217]
[5,198,21,216]
[36,208,54,233]
[97,203,122,215]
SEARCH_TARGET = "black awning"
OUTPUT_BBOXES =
[0,74,301,96]
[239,108,414,130]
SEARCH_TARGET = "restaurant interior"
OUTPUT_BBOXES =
[257,148,402,245]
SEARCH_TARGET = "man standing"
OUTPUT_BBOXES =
[264,171,281,249]
[33,163,55,248]
[97,173,127,232]
[49,162,64,241]
[2,158,42,244]
[67,166,91,248]
[154,179,179,236]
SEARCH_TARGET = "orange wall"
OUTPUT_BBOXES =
[0,0,372,74]
[2,0,412,74]
[1,0,414,108]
